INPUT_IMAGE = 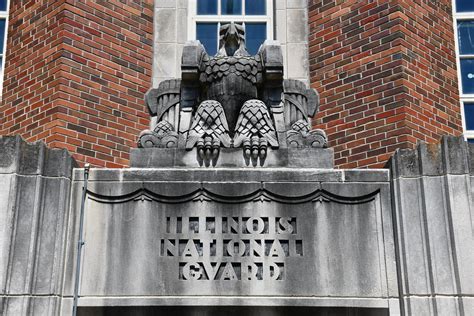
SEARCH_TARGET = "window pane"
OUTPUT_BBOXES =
[456,0,474,12]
[464,103,474,130]
[245,0,266,15]
[0,0,6,11]
[460,59,474,94]
[459,21,474,55]
[197,23,218,56]
[221,0,242,15]
[245,23,266,55]
[0,19,5,52]
[468,138,474,144]
[197,0,218,15]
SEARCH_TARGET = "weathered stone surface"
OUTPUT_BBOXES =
[64,168,397,312]
[4,135,474,316]
[388,136,474,316]
[0,135,77,176]
[130,147,334,168]
[388,135,471,177]
[0,136,76,316]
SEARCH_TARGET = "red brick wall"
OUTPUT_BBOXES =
[309,0,462,168]
[0,0,153,167]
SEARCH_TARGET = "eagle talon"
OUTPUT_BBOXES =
[241,136,269,166]
[251,136,259,160]
[196,139,205,160]
[233,100,279,167]
[212,139,220,159]
[259,138,268,161]
[243,139,251,159]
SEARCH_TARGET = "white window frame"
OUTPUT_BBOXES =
[0,0,10,97]
[187,0,274,49]
[452,1,474,140]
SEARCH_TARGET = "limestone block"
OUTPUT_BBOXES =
[154,43,177,78]
[0,135,76,177]
[155,8,177,43]
[275,10,287,43]
[463,297,474,315]
[287,9,307,43]
[177,0,187,9]
[175,44,184,78]
[64,167,396,312]
[287,43,308,80]
[388,136,474,316]
[177,9,188,43]
[287,0,307,9]
[276,0,286,10]
[0,174,15,293]
[154,0,175,8]
[130,147,334,168]
[0,136,75,316]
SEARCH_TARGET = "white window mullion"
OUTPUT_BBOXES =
[188,0,273,52]
[266,0,274,40]
[452,0,474,140]
[0,0,10,97]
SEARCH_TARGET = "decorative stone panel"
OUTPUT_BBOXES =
[387,136,474,315]
[0,136,77,315]
[64,167,399,314]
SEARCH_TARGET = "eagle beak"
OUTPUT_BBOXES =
[224,22,239,56]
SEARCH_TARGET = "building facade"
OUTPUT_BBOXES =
[0,2,474,316]
[0,0,471,168]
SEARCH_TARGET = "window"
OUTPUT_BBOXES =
[188,0,273,55]
[454,0,474,141]
[0,0,8,96]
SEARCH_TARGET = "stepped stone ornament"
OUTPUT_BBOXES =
[137,121,178,148]
[136,22,328,167]
[287,120,328,148]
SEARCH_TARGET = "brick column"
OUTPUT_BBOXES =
[0,0,153,167]
[309,0,462,168]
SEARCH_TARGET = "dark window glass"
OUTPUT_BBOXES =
[0,0,6,11]
[460,59,474,94]
[465,103,474,130]
[197,23,218,55]
[468,138,474,143]
[197,0,218,15]
[456,0,474,12]
[0,19,5,52]
[459,20,474,55]
[221,0,242,15]
[245,23,266,55]
[245,0,266,15]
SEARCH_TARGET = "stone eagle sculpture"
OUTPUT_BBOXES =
[137,22,327,167]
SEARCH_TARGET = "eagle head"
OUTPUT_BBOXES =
[217,22,250,57]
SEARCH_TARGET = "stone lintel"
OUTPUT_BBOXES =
[130,147,334,169]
